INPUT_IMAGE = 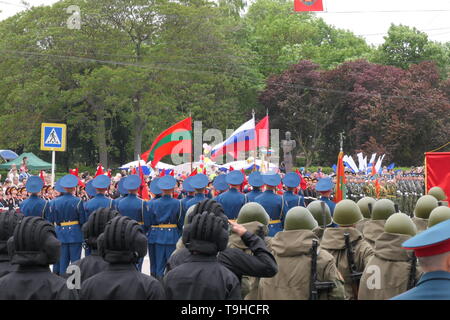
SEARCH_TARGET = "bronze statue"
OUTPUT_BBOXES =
[281,131,296,173]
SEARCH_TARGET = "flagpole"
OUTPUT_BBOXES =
[252,109,257,172]
[189,112,193,174]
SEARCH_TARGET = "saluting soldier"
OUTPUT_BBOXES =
[246,172,264,202]
[216,171,247,221]
[19,176,50,219]
[146,176,182,280]
[254,173,288,237]
[282,172,305,211]
[117,174,150,271]
[48,174,86,275]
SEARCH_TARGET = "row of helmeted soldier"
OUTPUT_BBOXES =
[0,171,449,300]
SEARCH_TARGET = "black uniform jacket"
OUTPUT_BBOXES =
[68,250,108,283]
[79,263,165,300]
[0,253,17,278]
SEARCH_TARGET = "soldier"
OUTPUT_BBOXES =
[315,177,336,217]
[428,186,448,206]
[362,199,396,248]
[146,175,182,280]
[48,174,86,275]
[355,197,376,234]
[282,172,305,210]
[259,206,345,300]
[358,213,421,300]
[117,174,151,271]
[216,170,247,221]
[185,173,209,209]
[307,200,332,241]
[19,175,50,219]
[112,177,128,210]
[413,195,439,232]
[391,218,450,299]
[0,217,75,299]
[320,199,374,300]
[0,209,23,278]
[149,177,162,201]
[212,174,229,198]
[84,175,113,220]
[84,180,96,199]
[428,206,450,228]
[79,216,165,300]
[66,207,119,283]
[180,177,195,211]
[163,199,241,300]
[246,171,264,202]
[254,173,288,237]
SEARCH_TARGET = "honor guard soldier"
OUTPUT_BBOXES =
[212,174,229,199]
[112,177,128,210]
[19,176,50,219]
[149,177,162,201]
[84,180,96,199]
[117,174,150,271]
[315,177,336,217]
[180,177,195,213]
[428,206,450,228]
[392,218,450,300]
[254,172,288,237]
[84,175,113,220]
[216,170,247,221]
[147,175,182,279]
[49,174,86,275]
[282,172,305,210]
[185,173,209,209]
[307,200,333,240]
[246,171,264,202]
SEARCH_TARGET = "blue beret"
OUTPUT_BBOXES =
[92,175,111,189]
[124,175,141,191]
[283,172,300,188]
[59,174,79,188]
[190,173,209,189]
[248,171,264,187]
[263,173,281,187]
[225,170,244,185]
[316,177,334,192]
[85,180,96,197]
[402,219,450,257]
[158,175,177,190]
[150,178,162,195]
[26,176,44,193]
[182,177,194,193]
[118,177,128,195]
[213,174,229,192]
[54,179,65,193]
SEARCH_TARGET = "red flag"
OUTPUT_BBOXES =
[188,168,197,177]
[294,0,324,12]
[39,170,45,184]
[335,151,347,203]
[138,156,150,201]
[169,169,174,177]
[371,162,377,176]
[425,152,450,202]
[95,164,104,177]
[296,169,307,190]
[255,116,269,148]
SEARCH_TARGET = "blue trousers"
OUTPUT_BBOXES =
[148,243,176,277]
[59,243,82,275]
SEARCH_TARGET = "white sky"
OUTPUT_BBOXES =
[1,0,449,45]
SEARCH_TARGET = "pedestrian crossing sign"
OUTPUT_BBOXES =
[41,123,67,151]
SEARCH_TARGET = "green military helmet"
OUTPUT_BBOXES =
[357,197,376,219]
[306,200,332,226]
[332,199,363,226]
[428,206,450,228]
[284,206,318,231]
[184,205,197,226]
[414,195,438,219]
[237,202,269,226]
[371,199,396,220]
[384,213,417,236]
[428,187,447,201]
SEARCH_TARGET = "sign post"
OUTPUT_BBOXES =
[40,123,67,186]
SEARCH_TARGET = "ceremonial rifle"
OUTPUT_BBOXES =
[309,239,336,300]
[344,232,362,300]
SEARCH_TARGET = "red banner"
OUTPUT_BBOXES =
[425,152,450,202]
[294,0,324,12]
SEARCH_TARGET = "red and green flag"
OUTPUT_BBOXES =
[335,151,347,203]
[141,117,192,168]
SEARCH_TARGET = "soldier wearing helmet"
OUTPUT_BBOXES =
[362,199,396,248]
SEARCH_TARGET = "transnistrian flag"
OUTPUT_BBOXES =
[141,117,192,168]
[335,150,346,203]
[294,0,324,12]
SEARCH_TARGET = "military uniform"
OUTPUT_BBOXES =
[19,195,50,219]
[84,194,113,220]
[246,187,263,202]
[361,220,386,248]
[283,191,305,210]
[255,190,287,237]
[246,172,264,203]
[217,188,247,220]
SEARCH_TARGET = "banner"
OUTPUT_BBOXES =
[294,0,324,12]
[425,152,450,202]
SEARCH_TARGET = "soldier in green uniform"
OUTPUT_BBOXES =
[413,195,439,232]
[362,199,396,248]
[355,197,376,234]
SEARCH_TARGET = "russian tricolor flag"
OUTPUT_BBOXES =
[210,118,256,160]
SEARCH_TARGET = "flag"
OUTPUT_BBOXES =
[296,169,307,190]
[335,151,346,203]
[141,117,192,168]
[188,168,197,177]
[294,0,324,12]
[375,179,381,199]
[39,170,45,184]
[210,118,256,160]
[425,152,450,201]
[95,164,104,177]
[357,153,365,172]
[255,115,269,148]
[138,156,150,201]
[387,163,395,170]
